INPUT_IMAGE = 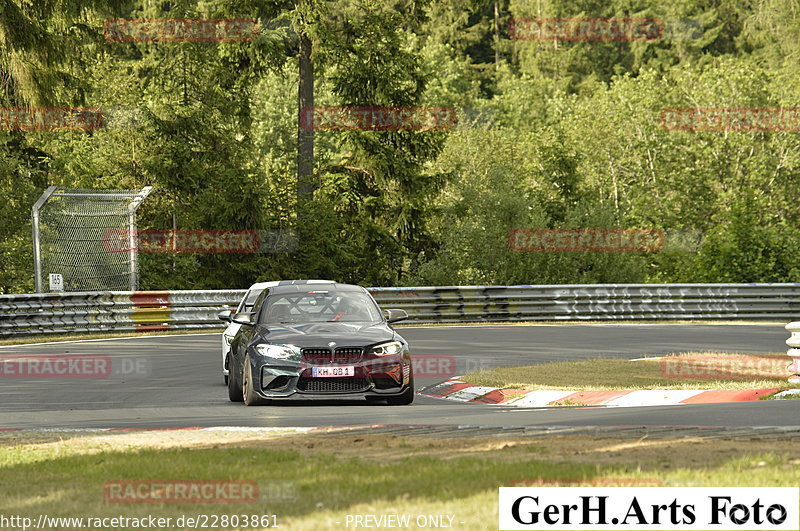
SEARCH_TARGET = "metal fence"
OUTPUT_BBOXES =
[2,283,799,337]
[32,186,152,292]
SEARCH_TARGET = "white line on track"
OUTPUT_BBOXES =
[0,321,785,348]
[400,322,786,329]
[0,332,221,349]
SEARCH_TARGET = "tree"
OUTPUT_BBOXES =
[0,0,123,292]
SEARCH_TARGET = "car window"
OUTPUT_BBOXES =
[258,290,381,324]
[251,289,270,321]
[236,290,250,313]
[243,288,264,311]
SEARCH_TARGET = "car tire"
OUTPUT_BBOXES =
[224,353,229,386]
[386,375,414,406]
[243,355,263,406]
[227,357,243,402]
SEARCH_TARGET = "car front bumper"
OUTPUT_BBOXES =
[251,355,412,399]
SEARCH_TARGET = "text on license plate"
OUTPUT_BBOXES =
[312,366,355,377]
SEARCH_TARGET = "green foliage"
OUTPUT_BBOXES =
[0,133,48,293]
[694,195,800,282]
[2,0,800,292]
[411,126,649,285]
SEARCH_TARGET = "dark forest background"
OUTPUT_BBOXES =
[2,0,800,292]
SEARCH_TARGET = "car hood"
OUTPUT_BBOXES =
[252,321,396,347]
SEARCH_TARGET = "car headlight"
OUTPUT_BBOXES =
[371,341,403,356]
[255,344,301,360]
[224,335,233,346]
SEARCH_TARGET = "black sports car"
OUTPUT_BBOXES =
[226,282,414,405]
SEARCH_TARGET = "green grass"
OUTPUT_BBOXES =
[2,432,799,531]
[461,352,793,391]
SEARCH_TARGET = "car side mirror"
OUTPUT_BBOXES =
[385,308,408,324]
[232,312,255,326]
[217,309,232,322]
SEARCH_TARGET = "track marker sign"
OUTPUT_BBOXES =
[48,273,64,292]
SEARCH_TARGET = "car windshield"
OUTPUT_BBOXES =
[259,290,382,324]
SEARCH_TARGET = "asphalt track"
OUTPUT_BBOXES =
[0,324,796,429]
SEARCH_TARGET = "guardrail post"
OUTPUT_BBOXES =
[785,322,800,383]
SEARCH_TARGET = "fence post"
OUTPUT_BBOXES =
[31,186,58,293]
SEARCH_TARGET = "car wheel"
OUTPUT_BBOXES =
[386,375,414,406]
[224,354,229,386]
[243,355,263,406]
[227,356,243,402]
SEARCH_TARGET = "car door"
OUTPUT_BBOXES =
[230,289,270,377]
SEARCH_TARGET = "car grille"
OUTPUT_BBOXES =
[301,348,331,365]
[297,377,370,393]
[301,347,364,365]
[334,347,363,364]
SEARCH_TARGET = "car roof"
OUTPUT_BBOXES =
[246,279,334,291]
[267,282,367,295]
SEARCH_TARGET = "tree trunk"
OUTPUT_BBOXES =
[494,0,501,68]
[297,31,314,210]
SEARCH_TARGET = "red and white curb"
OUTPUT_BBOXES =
[422,377,783,407]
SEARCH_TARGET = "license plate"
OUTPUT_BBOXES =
[312,366,354,377]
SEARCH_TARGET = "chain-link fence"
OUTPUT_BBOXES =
[32,186,152,292]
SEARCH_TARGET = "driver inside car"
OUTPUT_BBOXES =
[330,296,368,321]
[268,303,291,322]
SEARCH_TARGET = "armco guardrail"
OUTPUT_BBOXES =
[0,290,245,337]
[1,283,799,337]
[370,284,800,322]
